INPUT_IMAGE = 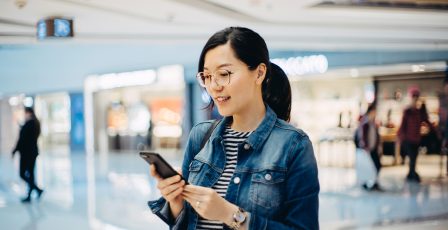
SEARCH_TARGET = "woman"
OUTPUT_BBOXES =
[148,27,319,229]
[12,107,44,202]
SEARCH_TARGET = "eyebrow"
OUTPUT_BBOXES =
[204,63,233,70]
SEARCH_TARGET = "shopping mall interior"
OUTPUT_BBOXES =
[1,0,448,229]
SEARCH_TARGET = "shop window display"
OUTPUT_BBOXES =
[289,78,372,167]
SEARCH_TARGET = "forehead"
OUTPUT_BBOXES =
[203,43,243,69]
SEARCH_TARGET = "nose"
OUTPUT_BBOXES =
[209,77,223,91]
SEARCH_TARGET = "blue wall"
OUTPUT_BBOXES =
[0,43,201,94]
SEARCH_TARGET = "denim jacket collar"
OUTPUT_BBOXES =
[209,105,277,152]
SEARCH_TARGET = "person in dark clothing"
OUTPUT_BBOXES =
[441,77,448,175]
[358,104,382,191]
[398,88,431,182]
[12,107,44,203]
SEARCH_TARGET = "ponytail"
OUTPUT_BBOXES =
[263,62,291,122]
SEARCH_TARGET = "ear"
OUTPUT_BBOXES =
[255,63,267,85]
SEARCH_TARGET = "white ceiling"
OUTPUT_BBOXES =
[1,0,448,51]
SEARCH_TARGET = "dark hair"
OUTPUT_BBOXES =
[25,107,35,117]
[24,107,41,138]
[198,27,291,121]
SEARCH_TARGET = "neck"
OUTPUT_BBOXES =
[231,98,266,132]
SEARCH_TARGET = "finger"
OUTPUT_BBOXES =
[181,195,197,208]
[181,189,203,196]
[183,184,204,193]
[149,164,162,181]
[161,180,185,197]
[158,175,182,189]
[181,191,202,203]
[165,186,184,202]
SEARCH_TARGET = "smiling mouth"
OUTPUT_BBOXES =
[215,96,231,102]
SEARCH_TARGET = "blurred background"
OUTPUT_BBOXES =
[1,0,448,229]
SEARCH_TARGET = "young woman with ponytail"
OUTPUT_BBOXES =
[148,27,319,230]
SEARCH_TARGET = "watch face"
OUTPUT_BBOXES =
[234,212,246,222]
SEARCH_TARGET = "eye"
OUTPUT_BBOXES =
[217,70,230,77]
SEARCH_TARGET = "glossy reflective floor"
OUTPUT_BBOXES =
[1,149,447,230]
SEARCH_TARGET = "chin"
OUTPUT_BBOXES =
[216,106,233,117]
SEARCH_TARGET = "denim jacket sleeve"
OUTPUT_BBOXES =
[248,135,320,230]
[147,122,211,229]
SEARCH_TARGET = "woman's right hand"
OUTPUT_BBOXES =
[150,164,185,218]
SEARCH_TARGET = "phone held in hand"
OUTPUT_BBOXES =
[140,151,189,184]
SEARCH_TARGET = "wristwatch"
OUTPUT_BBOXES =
[228,207,247,230]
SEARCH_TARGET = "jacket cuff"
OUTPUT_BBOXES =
[171,204,187,230]
[148,197,173,225]
[147,197,186,228]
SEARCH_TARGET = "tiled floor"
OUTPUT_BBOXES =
[0,149,447,230]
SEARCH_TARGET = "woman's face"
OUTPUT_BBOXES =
[203,43,263,117]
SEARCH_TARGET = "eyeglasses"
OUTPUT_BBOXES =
[196,69,232,87]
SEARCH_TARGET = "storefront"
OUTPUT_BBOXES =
[85,65,187,154]
[280,56,447,167]
[289,73,373,167]
[375,71,446,162]
[34,92,71,152]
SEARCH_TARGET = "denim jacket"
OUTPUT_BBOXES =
[148,106,320,229]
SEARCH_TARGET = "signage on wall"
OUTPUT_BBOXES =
[37,17,74,39]
[271,55,328,76]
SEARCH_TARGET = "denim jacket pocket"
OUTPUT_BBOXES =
[188,160,205,185]
[249,169,286,209]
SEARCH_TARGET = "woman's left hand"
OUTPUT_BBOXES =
[182,184,237,224]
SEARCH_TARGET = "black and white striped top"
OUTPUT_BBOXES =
[196,126,252,230]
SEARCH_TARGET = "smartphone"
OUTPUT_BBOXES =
[140,151,188,184]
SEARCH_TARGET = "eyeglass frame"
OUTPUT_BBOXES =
[196,69,234,87]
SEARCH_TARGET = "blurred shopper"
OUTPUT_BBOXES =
[441,77,448,175]
[12,107,44,203]
[419,102,441,154]
[357,104,382,191]
[148,27,319,229]
[398,87,431,182]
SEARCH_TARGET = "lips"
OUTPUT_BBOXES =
[215,96,231,103]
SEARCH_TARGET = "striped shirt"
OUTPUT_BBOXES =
[196,126,252,230]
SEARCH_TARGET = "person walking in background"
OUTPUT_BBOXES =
[12,107,44,203]
[358,104,382,191]
[147,27,319,229]
[441,77,448,175]
[398,87,431,182]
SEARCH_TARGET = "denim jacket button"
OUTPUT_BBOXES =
[233,177,241,184]
[264,173,272,181]
[243,143,250,150]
